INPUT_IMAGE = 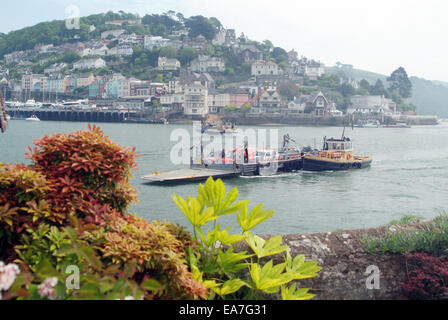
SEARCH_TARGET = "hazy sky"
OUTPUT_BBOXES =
[1,0,447,81]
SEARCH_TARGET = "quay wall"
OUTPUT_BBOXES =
[6,108,439,126]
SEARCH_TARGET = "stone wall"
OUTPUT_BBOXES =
[242,224,422,300]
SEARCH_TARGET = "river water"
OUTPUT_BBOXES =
[1,120,447,235]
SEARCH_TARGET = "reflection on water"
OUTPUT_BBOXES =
[1,121,447,234]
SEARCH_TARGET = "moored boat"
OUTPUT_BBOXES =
[25,115,40,121]
[303,136,372,171]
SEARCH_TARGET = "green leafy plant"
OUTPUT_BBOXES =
[173,177,321,300]
[361,214,448,255]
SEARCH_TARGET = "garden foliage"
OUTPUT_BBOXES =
[173,177,322,300]
[0,126,206,300]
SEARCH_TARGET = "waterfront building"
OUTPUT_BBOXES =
[222,87,251,108]
[65,75,77,93]
[207,89,230,114]
[348,95,397,114]
[160,93,185,111]
[184,81,208,116]
[88,78,107,99]
[75,73,95,88]
[252,86,282,112]
[21,74,42,92]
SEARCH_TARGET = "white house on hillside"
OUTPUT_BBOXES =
[251,61,279,76]
[73,58,106,70]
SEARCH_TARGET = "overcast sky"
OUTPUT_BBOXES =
[1,0,447,81]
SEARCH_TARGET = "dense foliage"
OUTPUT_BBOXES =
[0,126,206,300]
[0,12,139,58]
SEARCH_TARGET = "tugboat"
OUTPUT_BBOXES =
[302,134,372,171]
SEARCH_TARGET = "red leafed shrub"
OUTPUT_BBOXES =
[400,253,448,300]
[84,214,208,300]
[1,126,208,300]
[26,124,138,225]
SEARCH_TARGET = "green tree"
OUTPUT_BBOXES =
[185,16,219,40]
[359,79,371,93]
[387,67,413,99]
[159,46,177,59]
[279,83,300,101]
[371,79,388,96]
[339,83,356,97]
[179,47,198,66]
[271,47,288,64]
[356,87,370,96]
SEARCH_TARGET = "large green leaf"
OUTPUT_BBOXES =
[237,203,275,232]
[245,232,288,259]
[281,283,315,300]
[217,248,253,273]
[213,279,248,296]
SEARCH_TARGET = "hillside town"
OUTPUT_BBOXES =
[0,12,411,122]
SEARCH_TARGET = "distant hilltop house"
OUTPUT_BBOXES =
[251,61,279,77]
[348,95,397,114]
[3,51,26,64]
[158,57,181,71]
[143,36,170,50]
[73,58,106,70]
[180,69,216,90]
[235,45,263,63]
[43,62,67,75]
[118,33,144,46]
[212,29,236,46]
[292,57,325,80]
[101,29,125,39]
[288,49,299,62]
[107,45,134,56]
[190,55,225,73]
[78,43,108,57]
[185,35,208,51]
[106,19,142,26]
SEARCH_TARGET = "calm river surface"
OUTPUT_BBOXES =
[1,120,447,234]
